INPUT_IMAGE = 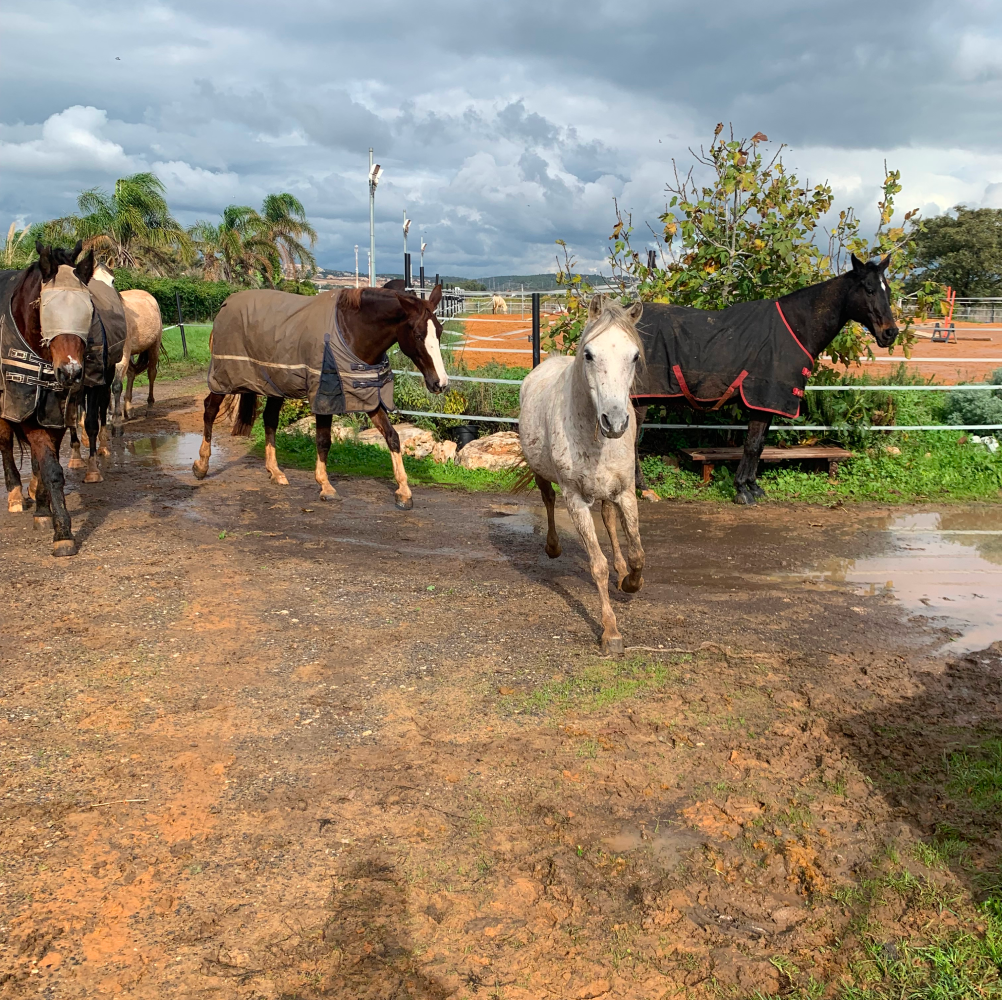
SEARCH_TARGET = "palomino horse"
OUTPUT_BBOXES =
[491,294,508,314]
[193,284,448,509]
[519,295,645,654]
[633,254,899,505]
[0,243,98,555]
[90,264,163,421]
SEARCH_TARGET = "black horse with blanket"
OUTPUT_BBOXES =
[631,254,899,505]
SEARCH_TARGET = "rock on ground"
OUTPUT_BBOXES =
[432,440,457,464]
[358,423,434,459]
[456,430,523,470]
[280,416,355,441]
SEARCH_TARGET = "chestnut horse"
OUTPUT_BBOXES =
[193,284,448,509]
[0,243,97,555]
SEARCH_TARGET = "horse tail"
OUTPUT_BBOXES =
[129,349,151,377]
[507,460,536,495]
[231,392,258,436]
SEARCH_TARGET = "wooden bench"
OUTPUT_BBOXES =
[680,446,853,484]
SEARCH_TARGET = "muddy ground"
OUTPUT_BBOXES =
[1,383,1000,998]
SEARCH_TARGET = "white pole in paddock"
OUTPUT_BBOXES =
[354,245,359,288]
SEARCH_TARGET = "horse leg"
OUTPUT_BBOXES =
[601,499,629,588]
[146,341,160,415]
[83,390,104,484]
[262,397,288,486]
[369,408,412,510]
[97,387,111,456]
[314,414,338,500]
[26,426,75,556]
[192,392,225,480]
[734,415,772,505]
[614,489,645,594]
[68,402,86,469]
[564,491,622,655]
[111,366,124,434]
[535,474,561,558]
[633,404,659,502]
[1,418,25,513]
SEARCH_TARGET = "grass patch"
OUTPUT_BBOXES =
[642,433,1002,504]
[949,740,1002,810]
[504,655,682,715]
[131,323,213,383]
[261,422,522,493]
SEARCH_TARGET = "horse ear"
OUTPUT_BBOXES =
[71,240,83,263]
[428,284,442,310]
[851,253,865,272]
[36,243,57,282]
[74,248,95,285]
[878,254,891,272]
[626,300,643,322]
[588,294,604,320]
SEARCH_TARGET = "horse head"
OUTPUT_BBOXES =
[847,254,899,348]
[394,284,449,394]
[36,241,95,386]
[577,295,644,439]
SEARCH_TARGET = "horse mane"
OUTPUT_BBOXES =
[578,297,645,365]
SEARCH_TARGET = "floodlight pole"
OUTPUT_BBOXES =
[368,148,376,286]
[354,245,359,288]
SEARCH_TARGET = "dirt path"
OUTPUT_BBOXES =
[1,389,999,998]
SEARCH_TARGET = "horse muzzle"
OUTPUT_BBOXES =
[599,411,630,439]
[873,324,900,348]
[56,360,83,386]
[425,376,449,394]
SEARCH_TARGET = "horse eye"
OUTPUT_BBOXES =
[584,350,593,362]
[632,352,640,363]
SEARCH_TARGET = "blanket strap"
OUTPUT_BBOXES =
[710,370,748,411]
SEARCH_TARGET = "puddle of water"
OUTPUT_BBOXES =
[803,512,1002,653]
[114,433,205,470]
[602,827,704,867]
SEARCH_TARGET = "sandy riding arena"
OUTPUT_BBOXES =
[1,380,1000,998]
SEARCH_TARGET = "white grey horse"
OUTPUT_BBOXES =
[518,295,646,654]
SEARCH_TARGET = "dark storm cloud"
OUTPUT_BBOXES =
[1,0,1000,273]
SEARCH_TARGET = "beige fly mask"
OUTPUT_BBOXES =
[39,264,93,345]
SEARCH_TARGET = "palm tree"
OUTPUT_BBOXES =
[190,205,279,286]
[260,193,317,279]
[76,172,194,274]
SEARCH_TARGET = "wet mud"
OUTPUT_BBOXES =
[1,387,1000,998]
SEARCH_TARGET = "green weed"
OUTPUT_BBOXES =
[948,740,1002,810]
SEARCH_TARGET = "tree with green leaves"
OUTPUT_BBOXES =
[260,193,317,278]
[908,206,1002,297]
[75,172,194,274]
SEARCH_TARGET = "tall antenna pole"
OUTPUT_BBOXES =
[368,149,375,286]
[354,245,359,288]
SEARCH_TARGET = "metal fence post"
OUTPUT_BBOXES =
[647,249,656,272]
[174,289,188,358]
[404,252,412,288]
[531,292,541,367]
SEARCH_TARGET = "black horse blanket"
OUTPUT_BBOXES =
[633,299,814,418]
[207,289,394,415]
[0,269,126,428]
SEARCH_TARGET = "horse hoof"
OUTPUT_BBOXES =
[84,470,104,484]
[68,457,86,470]
[601,635,625,656]
[320,489,340,502]
[97,447,110,458]
[750,483,766,499]
[733,488,756,506]
[395,496,414,510]
[270,473,289,486]
[8,500,22,513]
[52,539,77,558]
[33,515,51,530]
[621,573,644,594]
[192,461,208,481]
[545,542,561,559]
[640,489,660,502]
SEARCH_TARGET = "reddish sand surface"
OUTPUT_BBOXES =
[863,321,1002,384]
[448,314,561,369]
[451,316,1002,384]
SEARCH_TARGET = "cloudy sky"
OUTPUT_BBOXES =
[2,0,1001,275]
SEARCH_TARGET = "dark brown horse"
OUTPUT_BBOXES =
[193,284,448,509]
[633,255,899,505]
[0,243,97,555]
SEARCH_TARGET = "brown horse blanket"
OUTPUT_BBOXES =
[207,289,394,415]
[633,299,814,418]
[0,268,126,428]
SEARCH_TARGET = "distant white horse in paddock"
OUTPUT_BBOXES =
[518,295,645,654]
[491,294,508,314]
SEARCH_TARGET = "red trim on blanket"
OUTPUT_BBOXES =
[672,364,702,408]
[738,381,801,418]
[710,369,748,410]
[776,302,814,362]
